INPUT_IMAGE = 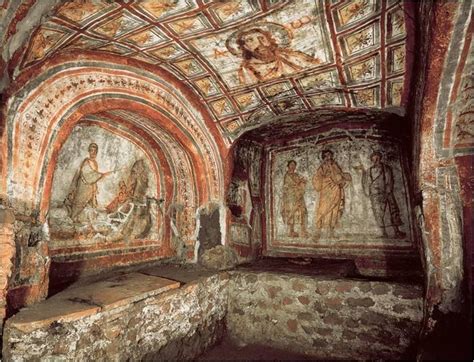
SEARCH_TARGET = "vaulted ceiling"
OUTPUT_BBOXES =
[10,0,410,143]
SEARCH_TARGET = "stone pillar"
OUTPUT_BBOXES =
[0,209,15,335]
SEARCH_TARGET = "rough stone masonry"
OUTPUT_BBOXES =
[3,270,422,361]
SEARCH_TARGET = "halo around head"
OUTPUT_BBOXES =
[225,22,293,56]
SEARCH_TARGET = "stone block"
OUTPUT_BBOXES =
[371,283,391,295]
[297,295,310,305]
[286,319,298,332]
[392,284,422,299]
[200,245,238,271]
[360,311,386,326]
[346,297,376,307]
[393,303,407,314]
[297,312,313,321]
[323,312,343,325]
[343,329,357,340]
[325,296,343,310]
[316,327,333,336]
[335,281,353,293]
[266,285,282,299]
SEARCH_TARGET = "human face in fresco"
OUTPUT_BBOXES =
[371,153,381,164]
[241,31,269,53]
[88,144,98,159]
[322,151,333,162]
[287,161,297,173]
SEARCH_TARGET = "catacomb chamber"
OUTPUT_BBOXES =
[0,0,471,360]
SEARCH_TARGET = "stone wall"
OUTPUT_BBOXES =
[227,271,423,360]
[408,1,472,358]
[3,273,229,361]
[3,269,424,360]
[8,215,50,315]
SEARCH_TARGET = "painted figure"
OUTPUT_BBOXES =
[362,151,406,238]
[64,143,111,221]
[106,181,129,214]
[312,150,352,238]
[236,28,321,84]
[119,160,152,239]
[281,160,308,237]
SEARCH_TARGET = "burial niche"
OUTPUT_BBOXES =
[48,125,163,251]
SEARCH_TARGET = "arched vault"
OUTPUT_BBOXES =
[1,58,227,219]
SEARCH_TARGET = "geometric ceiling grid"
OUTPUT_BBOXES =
[21,0,408,142]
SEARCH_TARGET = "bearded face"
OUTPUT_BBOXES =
[238,29,278,61]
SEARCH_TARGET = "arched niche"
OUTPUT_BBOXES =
[48,122,165,251]
[1,62,227,303]
[41,107,204,293]
[1,62,225,216]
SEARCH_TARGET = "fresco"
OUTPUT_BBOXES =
[48,125,162,247]
[189,0,330,89]
[230,223,251,246]
[453,40,473,148]
[19,0,409,139]
[227,140,263,253]
[267,137,412,249]
[56,0,119,25]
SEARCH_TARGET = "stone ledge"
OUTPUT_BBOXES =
[3,270,228,361]
[3,266,423,360]
[7,272,180,334]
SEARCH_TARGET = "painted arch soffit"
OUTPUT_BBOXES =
[16,0,411,143]
[4,63,224,214]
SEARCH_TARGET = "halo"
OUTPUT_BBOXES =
[225,22,293,56]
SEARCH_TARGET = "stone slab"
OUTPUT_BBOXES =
[7,272,180,333]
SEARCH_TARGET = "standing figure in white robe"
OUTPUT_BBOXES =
[64,143,111,221]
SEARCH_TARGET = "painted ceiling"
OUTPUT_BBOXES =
[19,0,409,142]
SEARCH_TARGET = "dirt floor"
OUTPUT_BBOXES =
[198,336,315,361]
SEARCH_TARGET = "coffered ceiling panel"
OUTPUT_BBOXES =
[19,0,410,143]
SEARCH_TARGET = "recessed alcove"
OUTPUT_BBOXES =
[47,122,169,293]
[227,109,423,278]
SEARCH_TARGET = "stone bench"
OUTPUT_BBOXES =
[3,267,423,360]
[3,271,228,361]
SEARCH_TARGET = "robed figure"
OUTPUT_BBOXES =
[64,143,111,221]
[312,150,351,238]
[280,160,308,237]
[362,152,406,238]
